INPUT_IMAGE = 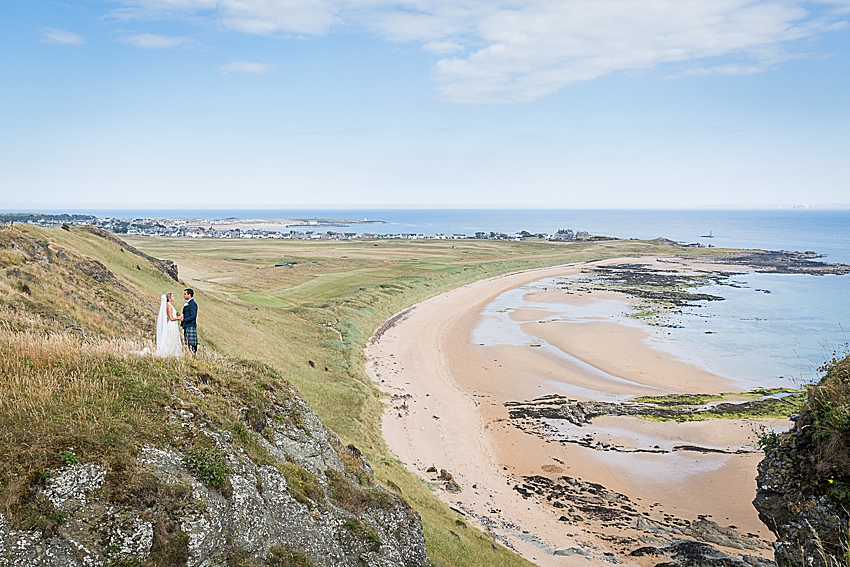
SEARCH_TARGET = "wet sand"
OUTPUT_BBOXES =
[365,258,782,565]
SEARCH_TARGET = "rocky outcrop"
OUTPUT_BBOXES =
[753,356,850,567]
[511,474,773,565]
[0,383,430,567]
[683,250,850,275]
[753,429,849,567]
[632,540,776,567]
[79,225,180,282]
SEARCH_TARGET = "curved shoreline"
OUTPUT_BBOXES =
[365,258,779,565]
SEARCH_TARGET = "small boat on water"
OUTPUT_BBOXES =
[700,230,714,238]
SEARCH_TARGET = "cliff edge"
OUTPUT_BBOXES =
[0,225,429,567]
[754,355,850,567]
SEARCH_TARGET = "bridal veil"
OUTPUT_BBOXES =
[156,294,168,355]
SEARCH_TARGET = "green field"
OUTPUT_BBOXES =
[31,227,728,567]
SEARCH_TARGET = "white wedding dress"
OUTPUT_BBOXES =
[156,295,183,357]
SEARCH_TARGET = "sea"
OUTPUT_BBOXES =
[72,208,850,386]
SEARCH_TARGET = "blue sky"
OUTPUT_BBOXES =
[1,1,849,209]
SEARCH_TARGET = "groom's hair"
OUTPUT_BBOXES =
[184,288,194,297]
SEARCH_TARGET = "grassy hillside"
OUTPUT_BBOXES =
[3,224,726,567]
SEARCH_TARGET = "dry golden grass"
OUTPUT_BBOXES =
[0,326,299,531]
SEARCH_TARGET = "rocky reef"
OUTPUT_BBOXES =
[753,356,850,567]
[509,474,774,566]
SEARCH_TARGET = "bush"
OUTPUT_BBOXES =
[326,469,394,514]
[795,355,850,486]
[278,462,323,504]
[342,518,381,551]
[182,446,232,489]
[755,425,780,452]
[268,545,314,567]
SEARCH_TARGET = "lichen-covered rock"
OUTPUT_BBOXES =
[43,464,106,511]
[0,386,430,567]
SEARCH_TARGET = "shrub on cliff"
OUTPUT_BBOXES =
[798,353,850,496]
[753,352,850,567]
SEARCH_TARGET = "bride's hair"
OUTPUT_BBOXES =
[166,292,173,301]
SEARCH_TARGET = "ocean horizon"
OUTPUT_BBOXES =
[39,208,850,264]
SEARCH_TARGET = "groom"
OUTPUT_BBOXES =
[182,288,198,354]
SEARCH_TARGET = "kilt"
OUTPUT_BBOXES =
[183,326,198,347]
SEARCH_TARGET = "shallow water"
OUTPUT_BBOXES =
[473,270,850,391]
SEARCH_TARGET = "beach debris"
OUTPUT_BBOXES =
[438,469,453,481]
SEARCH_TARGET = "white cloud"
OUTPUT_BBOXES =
[423,41,463,54]
[41,27,85,46]
[120,32,192,48]
[219,61,274,74]
[111,0,850,102]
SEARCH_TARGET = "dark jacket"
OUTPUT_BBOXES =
[182,299,197,328]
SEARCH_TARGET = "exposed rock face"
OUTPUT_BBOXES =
[0,386,430,567]
[753,429,848,567]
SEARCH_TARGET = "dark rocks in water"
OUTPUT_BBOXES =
[683,250,850,276]
[584,263,729,306]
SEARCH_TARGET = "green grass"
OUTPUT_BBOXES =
[630,389,806,422]
[9,225,741,567]
[798,354,850,482]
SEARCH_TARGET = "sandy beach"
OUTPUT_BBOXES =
[365,258,785,565]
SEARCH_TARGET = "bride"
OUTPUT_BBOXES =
[156,292,183,357]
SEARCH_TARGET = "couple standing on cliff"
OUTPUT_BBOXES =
[156,288,198,357]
